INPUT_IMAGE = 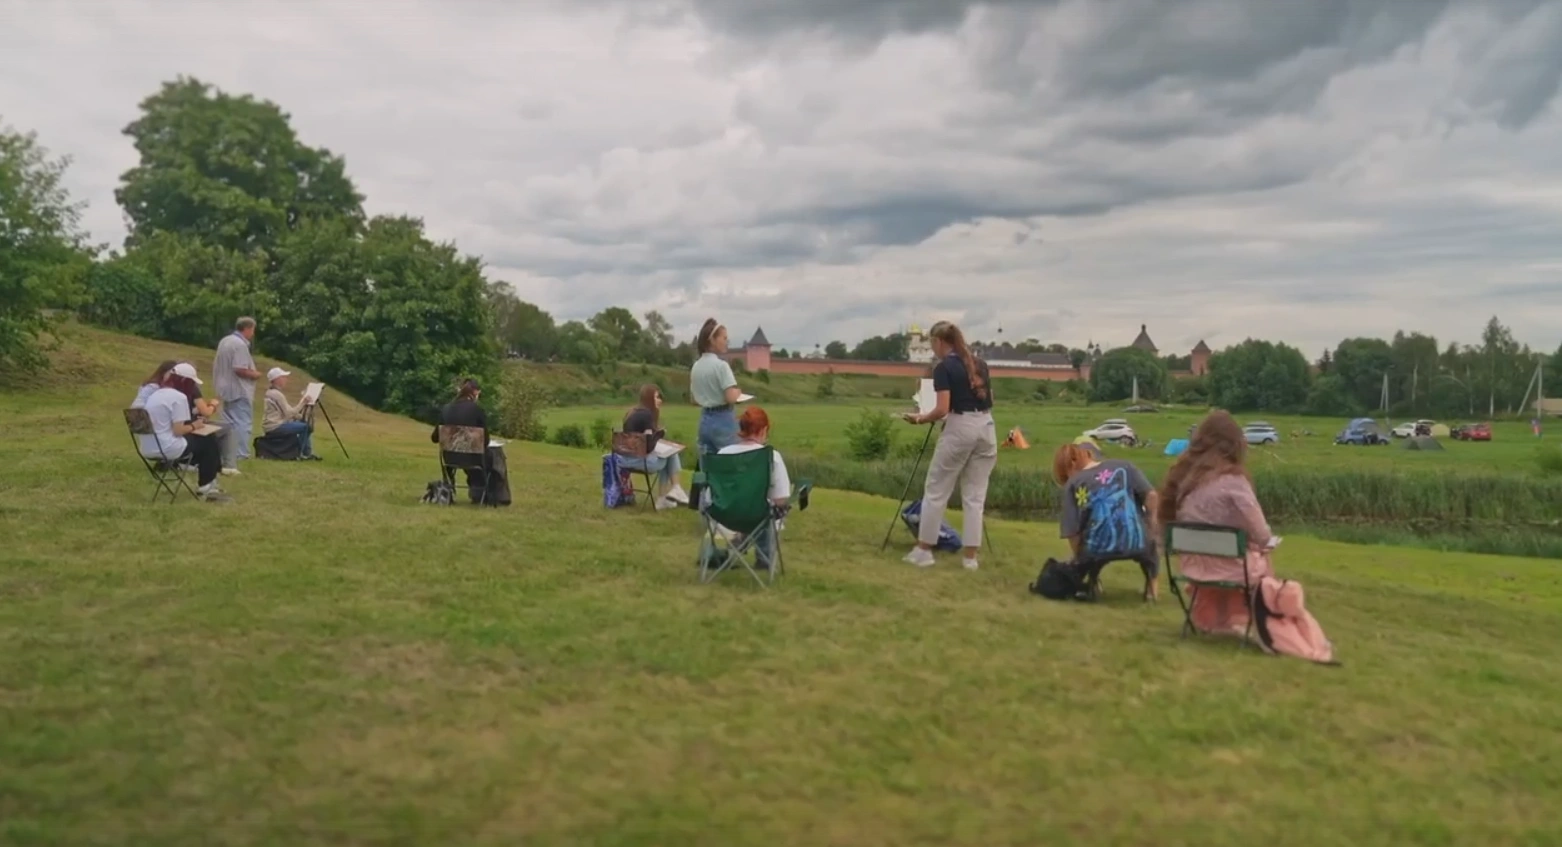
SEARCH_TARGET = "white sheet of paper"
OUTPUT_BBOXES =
[302,382,324,404]
[653,439,685,459]
[488,438,506,448]
[736,393,755,403]
[192,423,223,436]
[1265,536,1283,550]
[914,378,936,415]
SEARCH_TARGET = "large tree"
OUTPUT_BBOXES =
[1088,347,1167,403]
[1207,339,1311,412]
[851,333,909,361]
[115,77,363,253]
[0,123,90,374]
[1331,337,1396,411]
[487,283,558,360]
[824,340,849,359]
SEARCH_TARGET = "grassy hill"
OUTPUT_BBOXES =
[3,325,1562,846]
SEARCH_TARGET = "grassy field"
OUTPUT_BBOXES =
[5,326,1562,845]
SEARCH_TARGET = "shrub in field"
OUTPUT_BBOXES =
[816,371,836,399]
[756,369,770,383]
[550,424,588,448]
[844,407,896,460]
[590,416,613,449]
[1537,447,1562,476]
[494,370,553,441]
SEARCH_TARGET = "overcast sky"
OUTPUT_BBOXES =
[4,0,1561,356]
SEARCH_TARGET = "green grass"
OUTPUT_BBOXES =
[5,325,1562,845]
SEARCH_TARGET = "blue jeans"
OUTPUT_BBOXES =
[270,420,313,457]
[618,453,682,486]
[220,397,253,462]
[698,407,738,455]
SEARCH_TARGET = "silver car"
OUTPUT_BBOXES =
[1244,423,1279,445]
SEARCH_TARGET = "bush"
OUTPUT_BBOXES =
[1537,446,1562,476]
[816,371,836,399]
[590,416,613,449]
[550,424,587,448]
[756,368,770,383]
[493,370,553,441]
[1031,382,1053,402]
[844,407,896,461]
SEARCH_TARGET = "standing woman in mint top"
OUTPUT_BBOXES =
[690,318,744,454]
[900,320,998,570]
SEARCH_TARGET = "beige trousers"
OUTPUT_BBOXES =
[919,411,998,549]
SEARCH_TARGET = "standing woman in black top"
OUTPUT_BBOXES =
[900,320,998,570]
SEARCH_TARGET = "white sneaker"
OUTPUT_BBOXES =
[655,496,677,511]
[962,557,980,571]
[666,485,690,505]
[221,467,241,476]
[903,547,936,568]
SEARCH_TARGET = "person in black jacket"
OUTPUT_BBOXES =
[431,379,504,504]
[618,383,689,510]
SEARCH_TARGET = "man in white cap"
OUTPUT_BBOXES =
[262,367,319,460]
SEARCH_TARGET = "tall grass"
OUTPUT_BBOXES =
[784,453,1562,556]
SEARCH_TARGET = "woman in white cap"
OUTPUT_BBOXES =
[262,367,318,460]
[138,362,229,501]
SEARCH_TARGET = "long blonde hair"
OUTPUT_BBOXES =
[930,321,986,399]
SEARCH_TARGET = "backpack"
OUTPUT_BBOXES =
[602,454,636,508]
[421,481,454,505]
[1029,558,1091,601]
[900,499,962,551]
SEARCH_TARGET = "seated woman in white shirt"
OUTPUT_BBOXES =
[134,360,238,476]
[137,363,229,501]
[706,406,790,568]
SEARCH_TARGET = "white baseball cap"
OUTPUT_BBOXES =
[267,367,291,382]
[172,362,203,385]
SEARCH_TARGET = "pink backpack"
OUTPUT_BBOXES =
[1254,577,1336,664]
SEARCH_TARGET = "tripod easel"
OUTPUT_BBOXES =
[879,421,995,555]
[304,395,349,459]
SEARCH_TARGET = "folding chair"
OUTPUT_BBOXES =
[1164,522,1255,648]
[437,425,496,507]
[694,447,786,588]
[123,408,198,503]
[611,431,657,508]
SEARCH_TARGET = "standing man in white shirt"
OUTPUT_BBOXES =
[212,316,262,470]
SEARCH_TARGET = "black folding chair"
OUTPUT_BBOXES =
[438,425,496,507]
[124,408,198,503]
[1164,522,1256,648]
[611,431,658,508]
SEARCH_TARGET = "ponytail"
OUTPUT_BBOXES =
[930,321,987,400]
[697,318,721,355]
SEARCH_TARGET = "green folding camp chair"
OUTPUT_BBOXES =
[694,447,786,587]
[1164,522,1256,648]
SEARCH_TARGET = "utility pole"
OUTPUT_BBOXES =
[1411,362,1418,412]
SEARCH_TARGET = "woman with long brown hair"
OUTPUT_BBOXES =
[1159,410,1277,625]
[900,320,998,570]
[620,383,689,509]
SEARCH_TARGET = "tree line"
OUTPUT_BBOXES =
[1087,323,1560,419]
[3,77,1558,421]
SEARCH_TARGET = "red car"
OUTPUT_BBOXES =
[1453,423,1492,441]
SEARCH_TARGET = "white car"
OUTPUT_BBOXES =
[1243,423,1279,445]
[1084,421,1137,444]
[1392,419,1436,438]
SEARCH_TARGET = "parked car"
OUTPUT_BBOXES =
[1336,418,1390,446]
[1392,419,1437,438]
[1084,421,1137,445]
[1452,422,1492,442]
[1243,423,1279,445]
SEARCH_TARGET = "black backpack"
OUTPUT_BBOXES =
[420,481,454,505]
[1029,558,1091,601]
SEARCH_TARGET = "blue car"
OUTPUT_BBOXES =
[1335,418,1389,446]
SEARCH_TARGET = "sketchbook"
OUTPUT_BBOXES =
[653,439,685,459]
[301,382,325,404]
[736,393,755,403]
[192,422,223,437]
[913,378,936,415]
